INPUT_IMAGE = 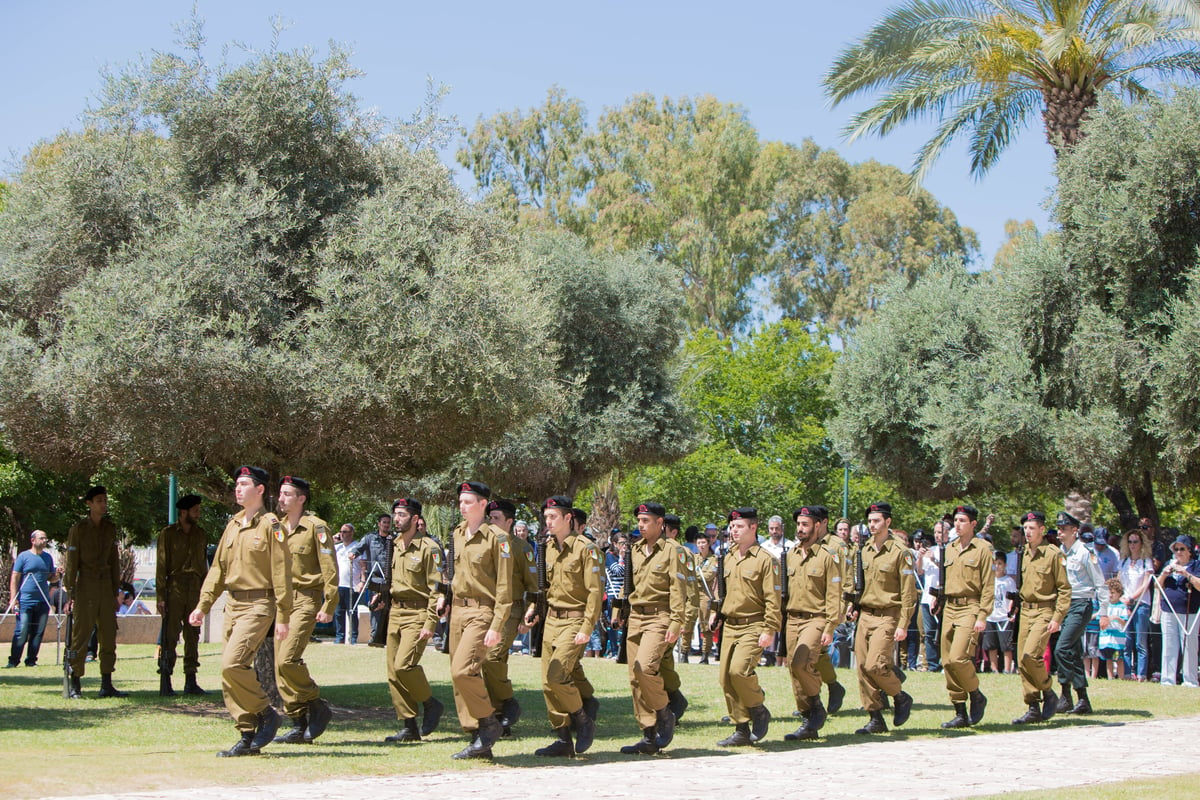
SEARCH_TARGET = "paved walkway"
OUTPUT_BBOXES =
[51,715,1200,800]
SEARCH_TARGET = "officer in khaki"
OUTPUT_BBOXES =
[689,531,718,664]
[483,498,534,733]
[782,506,842,741]
[446,481,514,760]
[1012,510,1072,725]
[383,497,445,743]
[660,514,693,721]
[273,476,338,744]
[853,502,917,735]
[65,485,125,699]
[714,507,779,747]
[806,506,849,715]
[190,466,293,757]
[156,494,209,697]
[527,496,601,757]
[939,504,994,729]
[619,502,686,756]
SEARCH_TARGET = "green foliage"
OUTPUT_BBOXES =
[825,0,1200,185]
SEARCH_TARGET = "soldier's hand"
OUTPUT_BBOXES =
[574,632,589,645]
[757,632,773,648]
[524,611,540,627]
[418,629,433,640]
[188,609,204,626]
[156,601,166,615]
[63,599,73,614]
[436,595,446,614]
[820,633,833,647]
[517,622,531,634]
[276,622,290,640]
[893,627,907,642]
[664,630,679,644]
[973,620,986,633]
[483,629,501,648]
[1047,620,1062,634]
[316,612,332,624]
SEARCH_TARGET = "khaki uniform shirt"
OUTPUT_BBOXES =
[721,544,782,634]
[65,516,120,594]
[671,540,700,616]
[284,513,339,616]
[696,553,718,599]
[450,521,514,631]
[629,536,687,636]
[860,536,917,624]
[944,535,995,625]
[198,508,293,617]
[784,543,843,637]
[507,533,537,604]
[1019,542,1072,624]
[156,522,208,595]
[546,531,604,638]
[391,532,443,633]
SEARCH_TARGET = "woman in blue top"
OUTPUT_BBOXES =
[1155,535,1200,687]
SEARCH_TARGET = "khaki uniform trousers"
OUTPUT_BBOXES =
[855,608,902,712]
[942,602,981,702]
[684,595,714,655]
[627,610,671,729]
[386,606,433,720]
[162,579,202,675]
[719,621,766,723]
[483,610,521,708]
[69,578,117,676]
[679,605,698,659]
[449,603,495,729]
[541,615,594,728]
[221,596,275,731]
[1017,605,1055,704]
[660,634,681,692]
[786,616,827,709]
[816,648,837,682]
[275,590,322,717]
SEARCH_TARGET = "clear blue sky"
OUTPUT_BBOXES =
[2,0,1057,263]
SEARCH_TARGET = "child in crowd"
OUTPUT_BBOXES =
[1099,576,1129,680]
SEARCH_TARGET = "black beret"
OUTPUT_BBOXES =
[84,485,108,502]
[953,505,978,521]
[486,499,516,518]
[175,494,202,511]
[1056,511,1080,528]
[280,475,310,497]
[457,480,491,499]
[234,466,269,486]
[866,502,892,518]
[1023,511,1046,524]
[542,495,573,511]
[663,514,681,529]
[634,502,666,517]
[728,507,758,522]
[393,497,423,516]
[809,505,830,521]
[793,506,823,522]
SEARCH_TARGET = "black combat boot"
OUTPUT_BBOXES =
[1055,684,1073,714]
[98,674,128,698]
[667,689,689,722]
[1012,703,1043,725]
[305,698,333,741]
[274,713,309,744]
[1070,688,1092,714]
[785,699,823,741]
[717,722,753,747]
[499,696,521,728]
[420,695,444,736]
[570,707,595,753]
[1041,688,1060,721]
[941,702,970,729]
[619,727,659,755]
[855,710,888,734]
[969,689,988,724]
[384,717,421,743]
[653,705,676,749]
[892,690,913,726]
[826,680,846,714]
[748,704,771,742]
[217,731,260,757]
[249,706,280,750]
[159,673,176,697]
[183,673,208,695]
[68,675,82,699]
[534,727,574,757]
[582,694,600,722]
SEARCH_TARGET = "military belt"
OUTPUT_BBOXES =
[548,607,584,619]
[787,610,821,620]
[391,598,427,609]
[632,604,664,615]
[946,596,978,607]
[726,614,765,625]
[294,588,325,599]
[230,589,274,601]
[1021,600,1056,610]
[859,605,899,616]
[455,597,493,609]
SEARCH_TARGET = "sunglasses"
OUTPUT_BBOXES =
[1172,546,1189,553]
[1139,525,1151,530]
[1128,538,1141,544]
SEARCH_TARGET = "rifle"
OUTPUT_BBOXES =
[616,548,633,665]
[368,535,394,648]
[62,587,75,699]
[709,549,727,635]
[529,527,549,658]
[844,531,865,617]
[439,531,455,654]
[932,538,946,619]
[1009,544,1024,634]
[778,546,790,659]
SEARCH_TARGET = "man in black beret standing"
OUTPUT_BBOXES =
[484,497,533,735]
[939,505,993,728]
[1012,511,1072,724]
[156,493,209,697]
[64,486,126,699]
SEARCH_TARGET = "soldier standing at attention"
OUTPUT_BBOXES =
[782,506,842,741]
[272,476,337,745]
[189,466,293,757]
[853,502,916,735]
[157,494,209,697]
[383,497,445,743]
[939,505,994,728]
[807,505,849,715]
[446,481,514,760]
[527,496,601,757]
[660,514,693,720]
[1052,511,1105,715]
[714,508,778,747]
[619,502,686,755]
[65,486,126,699]
[1012,511,1072,724]
[690,530,718,664]
[483,498,533,734]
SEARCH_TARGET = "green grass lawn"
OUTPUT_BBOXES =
[0,642,1191,798]
[973,775,1200,800]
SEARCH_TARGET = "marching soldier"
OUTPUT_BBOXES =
[782,506,842,741]
[156,494,209,697]
[689,530,718,664]
[64,486,126,699]
[272,476,338,745]
[807,506,849,715]
[939,505,993,728]
[189,467,293,757]
[619,502,686,755]
[483,498,533,734]
[383,497,445,743]
[853,502,917,735]
[446,481,514,760]
[1052,511,1105,715]
[714,507,779,747]
[1012,511,1072,724]
[661,514,693,720]
[527,496,601,757]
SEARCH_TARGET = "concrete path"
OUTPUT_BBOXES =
[50,715,1200,800]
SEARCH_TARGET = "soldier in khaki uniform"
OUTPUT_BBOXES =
[1012,511,1072,725]
[272,476,338,744]
[619,502,686,755]
[660,514,693,720]
[526,496,601,757]
[940,504,994,728]
[383,497,445,743]
[714,508,779,747]
[156,494,209,697]
[807,506,849,715]
[853,502,917,735]
[782,506,842,741]
[189,466,293,757]
[446,481,514,760]
[689,531,718,664]
[484,498,533,734]
[64,486,126,699]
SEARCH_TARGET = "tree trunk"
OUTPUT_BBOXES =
[253,623,282,707]
[1042,84,1098,157]
[588,471,622,549]
[1103,485,1140,533]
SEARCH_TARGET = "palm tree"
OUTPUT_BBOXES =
[825,1,1200,185]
